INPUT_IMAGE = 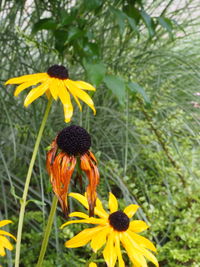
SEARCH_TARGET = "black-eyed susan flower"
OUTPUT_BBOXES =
[0,220,16,257]
[61,192,159,267]
[5,65,96,122]
[46,125,99,216]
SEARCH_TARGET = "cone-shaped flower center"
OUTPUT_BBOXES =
[109,211,130,231]
[47,65,69,79]
[56,125,91,156]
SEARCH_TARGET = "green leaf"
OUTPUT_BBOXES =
[68,27,84,42]
[32,18,57,34]
[140,10,155,37]
[82,0,103,11]
[128,81,150,105]
[83,60,106,86]
[110,7,126,35]
[157,16,173,38]
[104,75,126,105]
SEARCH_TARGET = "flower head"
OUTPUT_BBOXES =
[46,125,99,216]
[61,193,159,267]
[0,220,16,257]
[5,64,96,122]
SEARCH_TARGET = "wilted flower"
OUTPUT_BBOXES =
[46,125,99,216]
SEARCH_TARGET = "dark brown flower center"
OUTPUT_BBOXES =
[109,211,130,231]
[56,125,91,156]
[47,65,69,79]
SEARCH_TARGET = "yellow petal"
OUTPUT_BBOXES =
[120,233,148,267]
[5,73,48,85]
[128,231,157,252]
[69,212,89,219]
[65,79,96,114]
[129,220,149,233]
[0,245,6,256]
[123,204,139,218]
[14,80,42,96]
[65,226,103,248]
[115,234,125,267]
[24,83,49,107]
[65,86,82,111]
[0,236,13,251]
[90,226,110,252]
[0,220,12,228]
[103,231,117,267]
[61,217,105,229]
[108,192,118,213]
[74,81,96,91]
[0,230,16,241]
[89,263,97,267]
[139,247,159,267]
[95,198,108,219]
[57,80,73,123]
[69,193,89,209]
[48,78,58,100]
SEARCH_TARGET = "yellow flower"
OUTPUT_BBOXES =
[0,220,16,257]
[5,65,96,123]
[89,263,97,267]
[61,193,159,267]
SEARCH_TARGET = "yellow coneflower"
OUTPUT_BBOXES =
[5,65,96,122]
[46,125,99,216]
[61,192,159,267]
[0,220,16,257]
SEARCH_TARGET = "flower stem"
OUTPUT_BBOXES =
[15,98,53,267]
[36,195,58,267]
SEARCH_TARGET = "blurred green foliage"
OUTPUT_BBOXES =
[0,0,200,266]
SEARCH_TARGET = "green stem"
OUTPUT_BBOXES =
[36,195,58,267]
[15,98,53,267]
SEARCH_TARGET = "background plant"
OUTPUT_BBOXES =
[0,0,200,266]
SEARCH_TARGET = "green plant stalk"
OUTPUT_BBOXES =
[15,98,53,267]
[36,195,58,267]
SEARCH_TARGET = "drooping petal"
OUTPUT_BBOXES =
[103,230,117,267]
[115,234,125,267]
[90,226,110,252]
[65,79,96,114]
[123,204,139,219]
[5,73,48,85]
[51,154,76,215]
[0,230,16,241]
[14,79,44,97]
[128,230,157,252]
[73,81,96,91]
[48,78,59,100]
[65,226,104,248]
[81,153,100,216]
[57,80,73,122]
[129,220,149,233]
[0,220,12,228]
[24,82,49,107]
[108,192,118,213]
